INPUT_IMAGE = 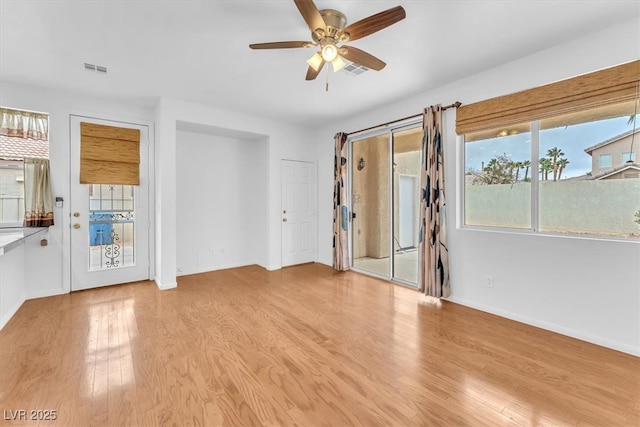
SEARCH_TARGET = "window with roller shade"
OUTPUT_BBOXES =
[460,60,640,239]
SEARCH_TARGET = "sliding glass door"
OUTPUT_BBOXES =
[351,134,391,277]
[350,123,422,286]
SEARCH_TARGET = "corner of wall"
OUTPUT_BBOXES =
[155,278,177,290]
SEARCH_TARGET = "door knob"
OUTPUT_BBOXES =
[73,223,80,229]
[73,212,80,217]
[282,218,288,222]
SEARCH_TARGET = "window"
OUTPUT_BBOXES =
[463,102,639,239]
[0,107,49,226]
[622,152,636,163]
[459,60,639,239]
[599,154,612,168]
[464,123,531,229]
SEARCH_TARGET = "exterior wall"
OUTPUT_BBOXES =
[590,134,637,175]
[465,180,640,237]
[609,169,640,179]
[352,135,389,259]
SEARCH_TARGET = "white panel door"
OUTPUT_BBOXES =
[281,160,316,267]
[70,115,150,291]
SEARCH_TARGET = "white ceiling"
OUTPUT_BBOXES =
[1,0,639,128]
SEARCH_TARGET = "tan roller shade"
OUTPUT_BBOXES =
[456,60,640,135]
[80,122,140,185]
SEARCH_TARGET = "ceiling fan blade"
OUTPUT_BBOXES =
[294,0,326,33]
[306,61,325,80]
[339,46,386,71]
[249,41,313,49]
[342,6,406,42]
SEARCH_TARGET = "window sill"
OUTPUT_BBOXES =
[459,225,640,244]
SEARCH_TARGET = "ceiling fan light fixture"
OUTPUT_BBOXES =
[306,52,323,71]
[331,55,346,72]
[249,1,407,83]
[321,44,338,62]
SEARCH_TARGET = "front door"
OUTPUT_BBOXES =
[69,115,150,291]
[281,160,316,267]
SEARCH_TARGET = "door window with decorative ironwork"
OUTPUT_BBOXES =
[88,184,135,270]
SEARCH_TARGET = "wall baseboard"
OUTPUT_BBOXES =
[155,278,177,290]
[27,288,67,300]
[446,296,640,357]
[176,261,260,278]
[0,297,25,330]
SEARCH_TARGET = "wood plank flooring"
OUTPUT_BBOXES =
[0,263,638,426]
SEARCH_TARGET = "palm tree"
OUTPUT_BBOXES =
[522,160,531,181]
[483,154,515,184]
[483,158,501,184]
[539,158,553,181]
[546,147,565,181]
[507,161,518,182]
[513,161,524,182]
[557,158,570,180]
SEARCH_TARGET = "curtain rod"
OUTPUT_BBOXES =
[346,101,461,136]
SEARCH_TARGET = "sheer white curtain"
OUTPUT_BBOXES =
[24,158,54,227]
[0,107,48,140]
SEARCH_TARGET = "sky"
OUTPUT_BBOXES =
[465,114,638,178]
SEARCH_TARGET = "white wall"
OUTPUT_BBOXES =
[0,81,154,298]
[0,244,25,328]
[317,17,640,355]
[154,98,320,289]
[176,130,267,275]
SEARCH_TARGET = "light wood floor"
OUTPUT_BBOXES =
[1,264,638,426]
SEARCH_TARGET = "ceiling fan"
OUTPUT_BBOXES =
[249,0,406,81]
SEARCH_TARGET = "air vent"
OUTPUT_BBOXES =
[84,62,107,74]
[341,61,369,77]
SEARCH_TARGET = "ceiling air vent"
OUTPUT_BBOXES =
[84,63,107,74]
[341,61,369,77]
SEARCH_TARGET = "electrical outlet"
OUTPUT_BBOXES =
[487,276,494,288]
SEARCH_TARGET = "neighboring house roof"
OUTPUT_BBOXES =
[588,162,640,180]
[465,171,487,185]
[583,128,640,154]
[0,134,49,159]
[564,173,590,181]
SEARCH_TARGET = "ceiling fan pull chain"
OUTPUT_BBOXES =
[326,67,330,92]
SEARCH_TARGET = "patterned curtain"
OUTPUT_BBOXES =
[333,132,350,271]
[418,106,450,297]
[24,158,54,227]
[0,107,48,140]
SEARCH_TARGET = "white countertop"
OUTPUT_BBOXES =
[0,227,48,256]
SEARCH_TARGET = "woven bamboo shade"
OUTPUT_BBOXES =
[456,60,640,135]
[80,122,140,185]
